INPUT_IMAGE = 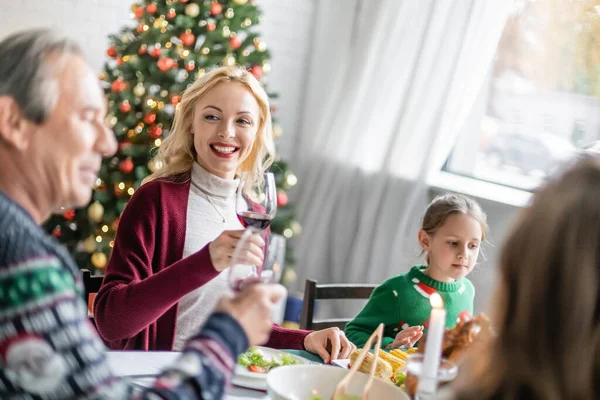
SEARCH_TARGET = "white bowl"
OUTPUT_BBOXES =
[266,364,410,400]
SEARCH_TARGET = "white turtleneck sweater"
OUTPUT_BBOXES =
[173,163,245,351]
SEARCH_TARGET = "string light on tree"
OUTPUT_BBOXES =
[87,202,104,222]
[91,252,107,269]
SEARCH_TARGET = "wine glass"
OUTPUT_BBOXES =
[235,172,277,232]
[229,172,277,292]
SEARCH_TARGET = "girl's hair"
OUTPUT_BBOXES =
[453,156,600,400]
[420,194,488,262]
[143,65,275,186]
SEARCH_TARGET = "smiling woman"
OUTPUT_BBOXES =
[93,65,356,362]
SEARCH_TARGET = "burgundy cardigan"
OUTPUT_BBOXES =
[94,176,310,351]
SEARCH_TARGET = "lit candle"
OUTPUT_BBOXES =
[417,292,446,395]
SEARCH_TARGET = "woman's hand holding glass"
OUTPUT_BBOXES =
[209,230,265,272]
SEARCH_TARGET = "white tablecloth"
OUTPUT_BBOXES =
[106,351,269,399]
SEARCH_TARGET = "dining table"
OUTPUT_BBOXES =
[106,349,325,400]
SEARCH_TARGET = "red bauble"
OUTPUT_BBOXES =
[229,36,242,49]
[166,10,176,19]
[185,61,195,71]
[116,57,124,65]
[111,79,127,92]
[107,46,117,58]
[146,3,157,14]
[210,2,222,15]
[134,6,145,19]
[136,25,145,33]
[150,47,161,58]
[138,45,148,55]
[180,0,189,3]
[52,227,62,238]
[148,125,163,139]
[144,113,157,124]
[119,101,131,113]
[170,95,181,106]
[180,32,195,47]
[63,209,76,221]
[249,65,263,79]
[207,23,216,31]
[277,191,289,207]
[157,57,175,72]
[119,158,134,174]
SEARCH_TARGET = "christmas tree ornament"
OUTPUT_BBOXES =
[207,22,216,31]
[136,25,145,33]
[82,236,97,253]
[277,191,288,207]
[111,79,127,92]
[222,26,231,37]
[88,202,104,222]
[170,95,181,105]
[233,0,248,4]
[256,41,267,51]
[52,226,62,238]
[180,0,189,3]
[166,9,176,19]
[225,8,234,18]
[185,3,200,17]
[91,252,108,269]
[119,100,131,113]
[63,209,76,221]
[211,2,223,16]
[249,65,263,79]
[286,173,298,187]
[107,46,117,58]
[242,18,252,27]
[133,83,146,97]
[185,61,195,71]
[134,6,145,19]
[223,54,236,66]
[116,57,124,65]
[99,71,107,81]
[119,141,133,152]
[150,46,162,58]
[157,57,175,71]
[148,125,163,139]
[146,3,157,14]
[106,115,118,128]
[229,35,242,49]
[144,113,157,124]
[120,158,135,174]
[180,31,195,47]
[69,223,77,231]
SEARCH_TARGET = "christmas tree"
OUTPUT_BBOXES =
[44,0,301,278]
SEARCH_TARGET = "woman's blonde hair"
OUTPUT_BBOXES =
[143,65,275,185]
[453,156,600,400]
[420,194,489,263]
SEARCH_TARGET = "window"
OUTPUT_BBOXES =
[444,0,600,192]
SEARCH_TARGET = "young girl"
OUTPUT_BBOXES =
[345,194,488,348]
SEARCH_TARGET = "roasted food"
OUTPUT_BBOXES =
[349,349,393,381]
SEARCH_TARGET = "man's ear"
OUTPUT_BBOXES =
[418,229,431,251]
[0,96,32,150]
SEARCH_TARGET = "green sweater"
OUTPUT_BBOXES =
[345,266,475,348]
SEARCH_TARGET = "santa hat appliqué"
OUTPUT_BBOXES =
[412,278,437,299]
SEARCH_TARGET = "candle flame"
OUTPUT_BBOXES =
[430,292,444,308]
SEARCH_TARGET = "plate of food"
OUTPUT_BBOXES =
[233,346,314,390]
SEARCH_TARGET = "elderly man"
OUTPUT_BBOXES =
[0,29,284,399]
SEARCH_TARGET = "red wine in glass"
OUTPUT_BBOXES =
[237,211,273,231]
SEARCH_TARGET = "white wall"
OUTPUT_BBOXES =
[0,0,315,160]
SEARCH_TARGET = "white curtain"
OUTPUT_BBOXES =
[291,0,511,299]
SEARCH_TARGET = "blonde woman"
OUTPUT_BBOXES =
[94,66,355,363]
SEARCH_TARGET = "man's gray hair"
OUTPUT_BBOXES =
[0,29,84,124]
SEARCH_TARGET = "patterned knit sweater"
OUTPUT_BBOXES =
[345,266,475,348]
[0,190,247,399]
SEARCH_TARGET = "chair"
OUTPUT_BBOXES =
[299,279,377,331]
[80,269,103,318]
